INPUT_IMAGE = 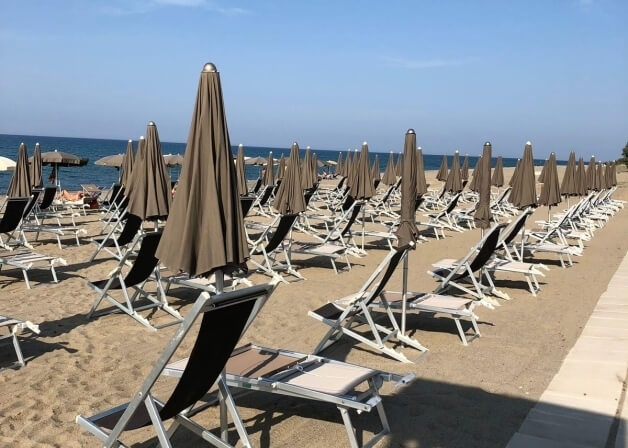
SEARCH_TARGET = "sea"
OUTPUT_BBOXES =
[0,134,562,192]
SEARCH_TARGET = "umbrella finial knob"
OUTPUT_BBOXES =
[203,62,217,73]
[306,146,311,150]
[238,143,243,148]
[362,141,368,146]
[407,128,415,134]
[128,139,132,143]
[140,136,145,140]
[484,141,491,146]
[526,141,532,145]
[417,146,422,150]
[148,121,155,126]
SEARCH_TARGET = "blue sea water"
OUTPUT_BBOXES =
[0,133,561,192]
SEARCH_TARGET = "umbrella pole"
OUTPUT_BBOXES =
[214,268,228,440]
[361,202,365,251]
[401,252,408,335]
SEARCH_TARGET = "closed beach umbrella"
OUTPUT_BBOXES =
[336,153,344,177]
[311,152,318,183]
[416,147,428,196]
[539,152,562,210]
[382,152,396,186]
[31,143,42,189]
[7,143,31,198]
[474,142,493,229]
[273,142,306,215]
[396,129,418,247]
[156,62,248,277]
[595,163,604,191]
[0,156,16,172]
[436,155,448,182]
[612,163,618,186]
[461,154,470,181]
[575,157,588,196]
[445,151,462,193]
[127,121,171,221]
[509,159,520,187]
[491,155,504,188]
[605,164,613,189]
[277,153,286,180]
[121,140,135,187]
[469,156,482,192]
[235,144,247,196]
[263,152,275,187]
[560,151,577,197]
[349,142,375,200]
[344,149,353,186]
[126,137,145,195]
[395,153,404,177]
[301,146,315,190]
[510,142,537,209]
[586,156,597,190]
[538,159,548,183]
[371,154,380,183]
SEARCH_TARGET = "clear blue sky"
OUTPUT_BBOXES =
[0,0,626,159]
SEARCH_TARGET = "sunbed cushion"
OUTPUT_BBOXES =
[312,302,344,321]
[226,346,305,378]
[280,360,377,395]
[413,294,473,310]
[291,242,344,255]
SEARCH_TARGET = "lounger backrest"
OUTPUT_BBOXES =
[265,214,298,253]
[117,214,143,246]
[98,284,272,431]
[258,186,273,206]
[340,202,362,237]
[123,231,162,287]
[462,180,469,189]
[252,178,262,194]
[463,224,506,275]
[39,186,57,210]
[23,190,41,218]
[107,184,121,202]
[341,195,355,212]
[373,179,381,190]
[501,210,531,246]
[367,245,410,304]
[379,186,394,205]
[415,195,425,211]
[304,186,317,205]
[240,196,255,217]
[0,198,28,233]
[335,176,346,191]
[445,193,461,214]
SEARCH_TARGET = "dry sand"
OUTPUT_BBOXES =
[1,167,627,447]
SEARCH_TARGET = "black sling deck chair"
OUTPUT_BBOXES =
[0,197,29,249]
[249,214,301,283]
[77,284,274,448]
[428,223,508,306]
[86,231,182,330]
[309,244,428,363]
[89,213,143,261]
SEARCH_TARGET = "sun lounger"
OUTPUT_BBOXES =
[164,343,415,448]
[0,249,67,289]
[86,231,182,330]
[420,192,463,238]
[76,284,275,448]
[0,315,40,371]
[0,197,29,249]
[89,213,143,261]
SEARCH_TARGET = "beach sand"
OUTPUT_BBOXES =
[1,167,627,447]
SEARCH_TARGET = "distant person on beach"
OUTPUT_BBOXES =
[57,190,84,201]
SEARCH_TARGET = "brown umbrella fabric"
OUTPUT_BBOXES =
[336,153,344,177]
[156,63,248,277]
[95,154,124,167]
[301,147,315,190]
[371,154,381,182]
[491,155,504,188]
[436,155,448,182]
[395,153,404,177]
[575,157,588,196]
[163,153,184,167]
[469,156,482,192]
[39,150,88,166]
[273,143,306,215]
[509,159,520,187]
[31,143,42,189]
[416,147,428,196]
[510,142,537,209]
[311,153,319,183]
[382,152,396,186]
[126,122,171,221]
[277,153,286,180]
[344,150,353,186]
[474,143,493,229]
[460,155,469,181]
[612,163,618,186]
[120,140,135,187]
[560,152,577,196]
[595,163,604,191]
[586,156,597,190]
[126,137,145,195]
[538,153,562,207]
[396,130,419,247]
[349,142,375,200]
[538,159,548,183]
[235,144,248,195]
[7,143,31,198]
[444,151,462,193]
[606,164,613,189]
[263,152,275,186]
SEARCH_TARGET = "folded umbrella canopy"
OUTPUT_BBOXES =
[469,155,482,192]
[336,153,344,177]
[491,155,504,188]
[31,142,42,189]
[605,163,613,190]
[125,136,145,196]
[595,163,605,191]
[395,153,404,177]
[509,159,520,187]
[371,154,381,183]
[7,143,31,198]
[436,154,448,182]
[510,142,537,209]
[235,144,248,196]
[473,142,493,229]
[538,159,548,183]
[586,156,597,191]
[416,147,428,196]
[157,62,248,277]
[273,142,306,215]
[120,140,135,187]
[396,130,418,247]
[444,151,462,193]
[263,151,275,187]
[301,146,315,190]
[127,122,171,222]
[277,153,286,180]
[381,151,396,186]
[349,142,375,201]
[344,149,354,187]
[311,152,319,183]
[538,152,562,215]
[611,163,618,187]
[460,154,470,181]
[575,157,588,196]
[560,151,577,197]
